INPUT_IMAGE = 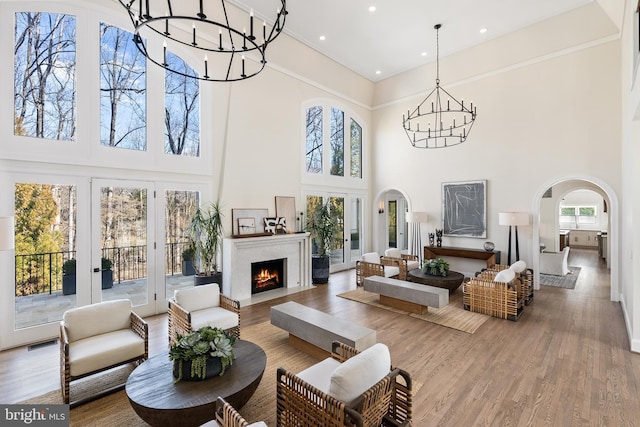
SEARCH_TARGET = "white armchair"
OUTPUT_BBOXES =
[355,252,401,286]
[540,247,571,276]
[384,248,420,272]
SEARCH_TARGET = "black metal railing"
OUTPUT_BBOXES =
[15,241,191,297]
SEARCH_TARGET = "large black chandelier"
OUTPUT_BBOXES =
[402,24,477,149]
[117,0,287,82]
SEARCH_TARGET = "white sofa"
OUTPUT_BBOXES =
[60,299,148,405]
[540,247,571,276]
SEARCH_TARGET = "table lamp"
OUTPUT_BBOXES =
[406,212,429,264]
[498,212,529,265]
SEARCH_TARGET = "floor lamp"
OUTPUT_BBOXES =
[0,217,15,251]
[498,212,529,265]
[406,212,428,265]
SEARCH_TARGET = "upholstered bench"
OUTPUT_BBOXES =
[364,275,449,314]
[270,301,376,359]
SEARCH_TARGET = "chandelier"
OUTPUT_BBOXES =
[402,24,477,149]
[117,0,288,82]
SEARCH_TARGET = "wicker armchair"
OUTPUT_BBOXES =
[168,283,240,346]
[355,252,403,286]
[477,261,533,305]
[384,248,420,272]
[213,397,267,427]
[276,341,412,427]
[60,299,148,406]
[464,269,524,321]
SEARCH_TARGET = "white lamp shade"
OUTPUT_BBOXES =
[498,212,529,226]
[406,212,429,224]
[0,217,15,251]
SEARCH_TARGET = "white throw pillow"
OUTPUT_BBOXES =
[494,269,515,283]
[510,260,527,273]
[361,252,381,263]
[328,343,391,406]
[175,283,220,312]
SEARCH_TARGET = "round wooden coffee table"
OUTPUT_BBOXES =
[408,269,465,294]
[126,340,266,427]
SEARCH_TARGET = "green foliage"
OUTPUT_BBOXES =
[169,326,236,382]
[307,200,339,257]
[189,201,224,275]
[423,258,449,277]
[62,259,76,275]
[101,257,113,270]
[182,246,195,261]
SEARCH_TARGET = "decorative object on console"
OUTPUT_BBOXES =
[435,229,443,247]
[423,257,449,277]
[483,241,495,251]
[231,208,271,237]
[442,180,486,238]
[189,201,224,286]
[406,211,428,264]
[264,217,286,234]
[169,326,236,382]
[429,233,435,247]
[402,24,477,149]
[116,0,288,82]
[275,196,296,235]
[0,216,14,251]
[498,212,529,265]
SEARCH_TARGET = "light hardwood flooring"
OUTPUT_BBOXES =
[1,248,639,426]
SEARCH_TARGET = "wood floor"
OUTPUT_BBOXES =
[2,248,639,426]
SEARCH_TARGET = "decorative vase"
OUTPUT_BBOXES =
[436,237,442,247]
[483,241,495,251]
[428,233,435,247]
[173,357,222,381]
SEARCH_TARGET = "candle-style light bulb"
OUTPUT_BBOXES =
[163,40,167,66]
[249,9,254,39]
[192,23,196,45]
[219,29,223,50]
[242,55,246,77]
[204,54,208,79]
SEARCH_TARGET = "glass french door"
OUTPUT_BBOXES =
[92,179,156,316]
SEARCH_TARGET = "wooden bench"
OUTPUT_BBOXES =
[270,301,377,359]
[364,275,449,315]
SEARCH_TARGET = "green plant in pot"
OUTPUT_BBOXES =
[423,258,449,277]
[62,259,77,295]
[101,257,114,289]
[189,201,224,288]
[307,201,339,284]
[169,326,235,382]
[181,245,196,276]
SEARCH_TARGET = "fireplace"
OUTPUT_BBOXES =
[251,258,285,294]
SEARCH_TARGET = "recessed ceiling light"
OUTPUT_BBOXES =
[369,6,376,12]
[375,70,381,75]
[480,28,487,34]
[319,35,326,41]
[421,52,427,57]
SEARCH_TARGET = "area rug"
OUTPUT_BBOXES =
[540,266,581,289]
[337,288,489,334]
[19,321,318,426]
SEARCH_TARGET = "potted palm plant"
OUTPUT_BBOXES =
[189,201,224,288]
[307,201,339,284]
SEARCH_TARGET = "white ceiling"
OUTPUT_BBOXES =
[228,0,594,82]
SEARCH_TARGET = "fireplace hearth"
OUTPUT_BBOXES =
[251,258,285,294]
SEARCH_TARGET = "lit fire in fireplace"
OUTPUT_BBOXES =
[253,268,280,290]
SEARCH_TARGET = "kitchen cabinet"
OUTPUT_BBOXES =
[559,231,570,251]
[569,230,598,247]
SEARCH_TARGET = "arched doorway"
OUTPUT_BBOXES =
[533,178,618,301]
[373,189,411,256]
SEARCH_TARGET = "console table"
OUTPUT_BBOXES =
[424,246,500,268]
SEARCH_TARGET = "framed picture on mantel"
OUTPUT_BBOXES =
[442,180,487,238]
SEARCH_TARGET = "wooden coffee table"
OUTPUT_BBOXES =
[408,269,465,294]
[126,340,266,427]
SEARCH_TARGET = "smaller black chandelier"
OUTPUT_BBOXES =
[118,0,287,82]
[402,24,477,149]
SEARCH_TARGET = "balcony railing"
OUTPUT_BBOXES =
[14,241,191,297]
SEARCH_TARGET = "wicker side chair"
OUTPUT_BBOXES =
[464,275,524,321]
[479,261,533,305]
[213,397,268,427]
[276,341,412,427]
[60,299,148,406]
[167,283,240,346]
[355,252,403,286]
[384,248,420,274]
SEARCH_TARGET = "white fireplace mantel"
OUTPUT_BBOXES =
[222,233,311,302]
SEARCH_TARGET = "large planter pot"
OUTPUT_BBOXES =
[312,255,330,284]
[101,270,114,290]
[194,271,223,291]
[62,274,76,295]
[172,357,222,381]
[182,260,196,276]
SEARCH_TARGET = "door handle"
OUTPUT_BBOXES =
[93,267,103,273]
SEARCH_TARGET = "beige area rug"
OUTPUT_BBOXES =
[337,287,489,334]
[20,322,319,426]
